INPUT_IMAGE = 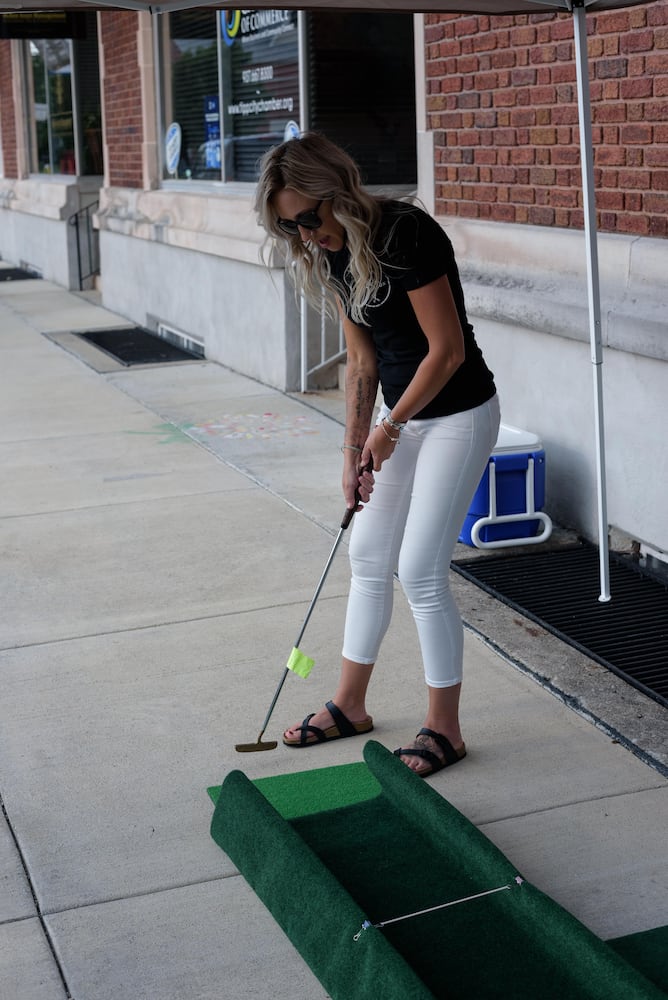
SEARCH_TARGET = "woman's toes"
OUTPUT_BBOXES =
[399,752,424,773]
[284,707,334,742]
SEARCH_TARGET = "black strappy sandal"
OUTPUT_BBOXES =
[283,700,374,748]
[393,727,466,777]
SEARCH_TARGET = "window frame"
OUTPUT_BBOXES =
[22,24,101,178]
[155,8,417,192]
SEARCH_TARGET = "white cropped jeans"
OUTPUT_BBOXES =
[342,394,500,688]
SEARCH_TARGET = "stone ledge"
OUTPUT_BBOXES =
[0,176,83,221]
[96,185,268,266]
[444,217,668,364]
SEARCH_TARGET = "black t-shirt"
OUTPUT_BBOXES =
[329,200,496,419]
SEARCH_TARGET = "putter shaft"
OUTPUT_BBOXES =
[236,466,371,754]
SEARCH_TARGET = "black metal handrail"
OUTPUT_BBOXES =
[68,200,100,290]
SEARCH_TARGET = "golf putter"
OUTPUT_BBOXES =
[236,461,372,753]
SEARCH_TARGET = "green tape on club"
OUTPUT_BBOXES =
[286,646,314,679]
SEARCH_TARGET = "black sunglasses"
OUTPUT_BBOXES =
[276,200,323,236]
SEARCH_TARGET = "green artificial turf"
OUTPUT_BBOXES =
[610,925,668,994]
[208,760,381,819]
[211,761,431,999]
[210,741,666,1000]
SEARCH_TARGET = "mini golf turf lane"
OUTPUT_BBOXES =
[210,741,666,1000]
[610,926,668,994]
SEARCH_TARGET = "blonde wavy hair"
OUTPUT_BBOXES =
[254,132,385,324]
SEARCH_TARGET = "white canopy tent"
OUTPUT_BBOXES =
[2,0,657,600]
[0,1,648,12]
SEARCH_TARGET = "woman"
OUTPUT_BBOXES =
[255,133,500,777]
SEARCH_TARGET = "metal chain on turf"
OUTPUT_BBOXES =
[353,876,525,941]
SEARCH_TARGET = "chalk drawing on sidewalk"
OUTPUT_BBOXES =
[123,414,321,447]
[185,412,320,440]
[125,423,192,445]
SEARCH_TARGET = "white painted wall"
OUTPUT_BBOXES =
[475,317,667,552]
[0,209,68,284]
[95,185,305,389]
[448,219,667,555]
[0,177,101,288]
[100,229,298,390]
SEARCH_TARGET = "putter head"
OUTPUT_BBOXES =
[235,739,278,753]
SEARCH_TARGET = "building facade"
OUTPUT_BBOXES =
[1,5,666,562]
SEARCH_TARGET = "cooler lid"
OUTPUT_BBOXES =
[493,423,543,454]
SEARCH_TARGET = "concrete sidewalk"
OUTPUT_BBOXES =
[1,274,666,1000]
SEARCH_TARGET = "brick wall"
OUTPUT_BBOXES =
[426,1,668,237]
[99,12,144,188]
[0,40,18,178]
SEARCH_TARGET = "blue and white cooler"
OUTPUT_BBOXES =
[459,423,553,549]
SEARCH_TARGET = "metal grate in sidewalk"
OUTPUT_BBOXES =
[0,267,41,281]
[79,327,202,366]
[452,542,668,709]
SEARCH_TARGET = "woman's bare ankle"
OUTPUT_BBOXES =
[330,697,370,725]
[423,719,463,750]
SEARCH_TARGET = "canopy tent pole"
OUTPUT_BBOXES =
[571,0,611,602]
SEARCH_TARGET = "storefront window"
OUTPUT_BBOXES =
[30,39,75,174]
[307,13,416,187]
[26,14,101,176]
[162,9,298,183]
[161,8,415,186]
[162,10,218,180]
[219,9,299,182]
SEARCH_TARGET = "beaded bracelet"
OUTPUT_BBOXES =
[380,420,400,443]
[341,444,363,454]
[385,413,407,431]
